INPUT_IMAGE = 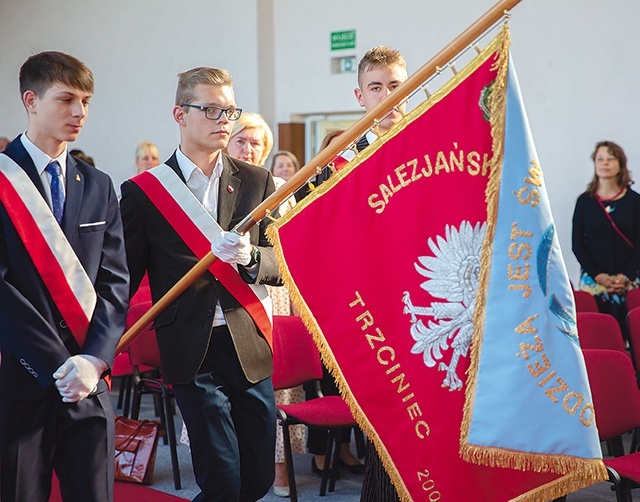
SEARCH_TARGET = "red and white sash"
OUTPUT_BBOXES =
[131,164,273,348]
[0,154,96,347]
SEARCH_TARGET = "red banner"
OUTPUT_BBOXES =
[269,30,604,501]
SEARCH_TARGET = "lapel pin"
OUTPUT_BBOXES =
[227,185,234,193]
[75,174,81,181]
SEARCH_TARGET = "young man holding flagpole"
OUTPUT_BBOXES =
[313,46,409,501]
[0,51,129,501]
[120,67,281,502]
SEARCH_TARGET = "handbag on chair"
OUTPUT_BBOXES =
[114,415,160,484]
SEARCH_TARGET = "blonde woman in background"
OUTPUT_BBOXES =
[135,140,160,174]
[225,112,273,167]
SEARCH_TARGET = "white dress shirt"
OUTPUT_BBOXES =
[175,147,226,326]
[21,133,67,209]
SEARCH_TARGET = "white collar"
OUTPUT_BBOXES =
[176,147,223,181]
[20,133,67,177]
[365,130,378,145]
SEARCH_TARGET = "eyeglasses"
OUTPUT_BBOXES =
[180,103,243,121]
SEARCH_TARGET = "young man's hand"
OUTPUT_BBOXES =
[53,355,106,403]
[211,231,252,266]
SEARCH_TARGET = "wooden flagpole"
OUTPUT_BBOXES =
[116,0,523,353]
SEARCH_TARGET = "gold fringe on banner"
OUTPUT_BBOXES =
[458,25,608,501]
[459,19,510,464]
[267,27,538,502]
[511,466,610,502]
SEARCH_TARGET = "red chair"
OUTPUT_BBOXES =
[577,312,627,353]
[111,352,135,417]
[272,316,357,502]
[573,290,599,313]
[128,300,181,490]
[628,289,640,314]
[111,284,154,417]
[626,308,640,375]
[130,273,152,305]
[583,349,640,500]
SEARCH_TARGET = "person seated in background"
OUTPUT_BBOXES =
[0,136,10,152]
[225,112,273,167]
[572,140,640,333]
[270,150,300,181]
[313,129,345,187]
[69,148,95,166]
[305,129,365,479]
[268,150,299,216]
[134,140,160,174]
[69,148,87,160]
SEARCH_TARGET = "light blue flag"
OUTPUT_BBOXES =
[466,57,603,464]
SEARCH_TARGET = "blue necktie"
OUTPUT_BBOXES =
[45,161,64,224]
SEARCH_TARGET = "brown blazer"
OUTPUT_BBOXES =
[120,152,281,384]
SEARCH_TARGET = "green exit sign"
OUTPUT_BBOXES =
[331,30,356,51]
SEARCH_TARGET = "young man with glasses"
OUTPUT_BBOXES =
[120,67,281,501]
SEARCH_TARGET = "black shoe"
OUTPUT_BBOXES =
[338,458,365,474]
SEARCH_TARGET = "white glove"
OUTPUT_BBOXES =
[211,231,253,266]
[53,354,106,403]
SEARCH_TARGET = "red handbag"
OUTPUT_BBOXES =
[114,416,160,484]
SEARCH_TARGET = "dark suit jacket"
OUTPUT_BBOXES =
[0,136,130,401]
[120,151,281,385]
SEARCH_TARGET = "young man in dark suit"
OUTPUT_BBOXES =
[0,51,129,501]
[310,45,409,501]
[120,67,281,501]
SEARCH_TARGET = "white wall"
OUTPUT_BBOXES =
[1,0,639,282]
[0,0,261,188]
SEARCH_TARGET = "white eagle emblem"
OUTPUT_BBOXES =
[402,221,486,391]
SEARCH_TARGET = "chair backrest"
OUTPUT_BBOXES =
[111,352,135,377]
[626,307,640,371]
[627,289,640,313]
[582,349,640,441]
[126,301,162,370]
[573,290,599,313]
[130,273,152,306]
[272,315,324,391]
[577,312,626,352]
